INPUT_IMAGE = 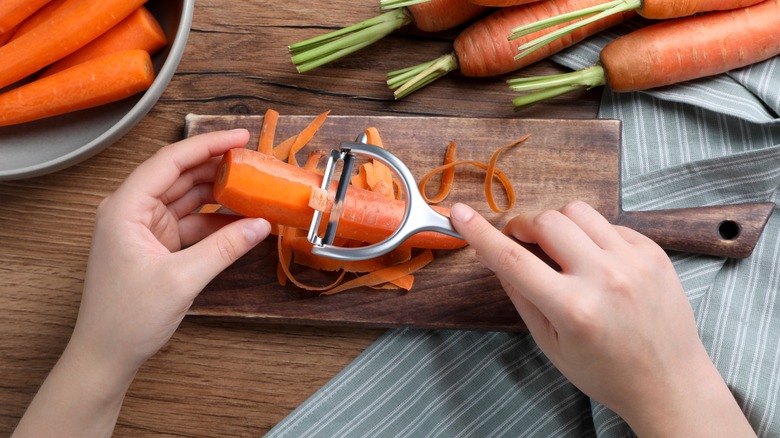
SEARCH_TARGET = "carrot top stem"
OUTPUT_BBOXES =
[289,8,411,72]
[510,0,638,59]
[387,52,458,99]
[508,64,606,110]
[380,0,431,11]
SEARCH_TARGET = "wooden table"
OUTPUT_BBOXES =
[0,1,599,435]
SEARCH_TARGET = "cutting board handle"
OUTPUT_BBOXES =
[616,202,775,259]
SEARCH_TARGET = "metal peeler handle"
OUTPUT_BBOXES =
[308,141,463,261]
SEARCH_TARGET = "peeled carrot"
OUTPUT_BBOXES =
[511,0,765,58]
[289,0,489,72]
[0,0,147,90]
[40,6,166,77]
[510,0,780,109]
[213,148,466,250]
[0,49,154,126]
[0,0,52,34]
[387,0,636,99]
[0,28,15,46]
[7,0,65,43]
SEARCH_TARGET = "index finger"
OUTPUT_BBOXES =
[449,203,567,313]
[123,129,250,199]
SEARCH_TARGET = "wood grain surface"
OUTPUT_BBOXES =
[185,115,621,331]
[0,0,601,435]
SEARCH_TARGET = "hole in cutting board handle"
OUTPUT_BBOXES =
[718,220,740,241]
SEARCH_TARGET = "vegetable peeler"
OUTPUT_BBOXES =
[307,133,462,261]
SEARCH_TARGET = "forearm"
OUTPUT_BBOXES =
[12,341,137,438]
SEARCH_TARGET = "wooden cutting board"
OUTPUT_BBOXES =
[182,115,772,331]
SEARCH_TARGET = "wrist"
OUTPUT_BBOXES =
[621,353,755,437]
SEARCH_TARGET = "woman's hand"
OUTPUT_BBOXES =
[449,201,755,437]
[13,129,271,437]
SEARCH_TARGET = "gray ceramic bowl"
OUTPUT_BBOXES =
[0,0,194,180]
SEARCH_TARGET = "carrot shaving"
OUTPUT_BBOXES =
[272,110,331,165]
[321,250,434,295]
[198,203,222,214]
[422,140,457,204]
[257,109,279,154]
[485,135,528,213]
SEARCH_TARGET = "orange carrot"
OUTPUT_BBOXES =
[511,0,765,60]
[510,0,780,109]
[289,0,488,72]
[213,148,466,250]
[0,28,16,46]
[0,0,52,34]
[0,0,147,90]
[0,49,154,126]
[40,6,166,77]
[468,0,540,5]
[7,0,65,42]
[258,109,280,154]
[387,0,636,99]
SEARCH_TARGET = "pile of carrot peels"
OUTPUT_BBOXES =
[204,109,528,295]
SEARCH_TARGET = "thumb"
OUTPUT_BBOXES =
[178,217,272,291]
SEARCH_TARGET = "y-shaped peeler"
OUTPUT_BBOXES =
[307,134,462,261]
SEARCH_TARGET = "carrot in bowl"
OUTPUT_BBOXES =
[0,0,52,34]
[510,0,765,59]
[40,6,167,77]
[0,49,155,126]
[289,0,489,73]
[387,0,635,99]
[0,0,147,90]
[6,0,66,42]
[509,0,780,109]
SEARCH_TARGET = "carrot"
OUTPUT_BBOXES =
[509,0,780,109]
[40,6,166,77]
[468,0,540,5]
[0,28,16,46]
[0,0,147,90]
[0,0,52,34]
[387,0,636,99]
[288,0,489,72]
[7,0,65,42]
[511,0,765,58]
[213,147,466,251]
[0,49,154,126]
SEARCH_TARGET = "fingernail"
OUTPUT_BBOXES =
[450,203,474,223]
[243,218,271,245]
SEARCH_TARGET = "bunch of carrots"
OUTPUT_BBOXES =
[0,0,168,127]
[290,0,780,106]
[207,109,524,295]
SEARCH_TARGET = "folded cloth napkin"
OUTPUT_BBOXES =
[268,20,780,437]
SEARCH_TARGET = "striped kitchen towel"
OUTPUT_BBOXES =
[267,19,780,437]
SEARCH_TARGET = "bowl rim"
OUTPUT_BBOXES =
[0,0,195,180]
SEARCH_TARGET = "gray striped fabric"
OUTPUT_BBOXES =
[268,20,780,437]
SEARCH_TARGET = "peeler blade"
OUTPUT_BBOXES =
[307,139,463,261]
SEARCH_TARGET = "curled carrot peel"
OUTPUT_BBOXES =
[321,250,434,295]
[257,109,279,154]
[418,135,525,212]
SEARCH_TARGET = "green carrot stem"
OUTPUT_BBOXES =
[509,65,606,110]
[288,9,412,73]
[387,52,458,99]
[511,0,639,60]
[380,0,431,10]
